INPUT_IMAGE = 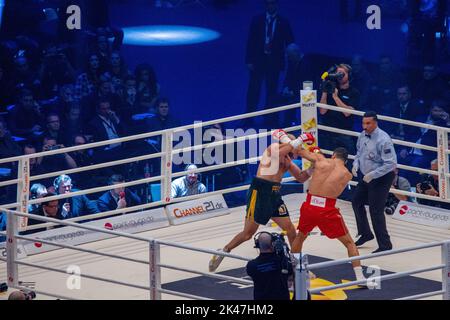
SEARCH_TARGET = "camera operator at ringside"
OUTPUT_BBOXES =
[246,232,294,301]
[319,64,360,155]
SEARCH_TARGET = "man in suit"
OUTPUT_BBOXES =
[381,85,425,141]
[53,174,99,219]
[25,193,64,234]
[97,174,142,213]
[87,98,126,164]
[245,0,294,127]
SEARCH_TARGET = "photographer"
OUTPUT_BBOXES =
[416,159,450,209]
[246,232,293,301]
[40,136,77,173]
[385,169,411,215]
[319,64,360,154]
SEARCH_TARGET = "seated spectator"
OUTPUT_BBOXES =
[47,84,77,117]
[97,174,141,213]
[24,144,46,178]
[381,85,425,141]
[384,169,411,215]
[69,135,95,189]
[368,55,403,113]
[28,183,48,212]
[75,53,102,99]
[87,98,126,164]
[10,54,41,95]
[171,164,207,198]
[7,89,43,140]
[38,48,76,99]
[26,193,64,233]
[416,159,450,209]
[0,117,22,162]
[415,64,449,107]
[146,98,180,136]
[117,76,139,128]
[109,51,130,85]
[398,100,450,184]
[351,54,372,111]
[39,136,77,173]
[135,63,159,112]
[61,104,85,143]
[41,113,66,144]
[53,174,99,219]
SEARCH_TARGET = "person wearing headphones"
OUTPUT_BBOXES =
[246,232,293,300]
[319,63,360,155]
[171,164,207,199]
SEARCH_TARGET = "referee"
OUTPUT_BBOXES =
[351,111,397,253]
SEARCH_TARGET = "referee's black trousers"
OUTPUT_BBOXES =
[351,171,395,249]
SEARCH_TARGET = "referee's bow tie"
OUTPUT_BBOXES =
[365,134,371,139]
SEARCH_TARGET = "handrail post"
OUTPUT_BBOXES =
[436,129,450,201]
[16,158,30,232]
[6,210,19,287]
[294,253,310,300]
[160,131,173,204]
[149,240,161,300]
[442,241,450,300]
[300,81,318,192]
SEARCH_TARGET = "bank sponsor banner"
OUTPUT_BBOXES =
[392,201,450,229]
[22,208,169,256]
[166,195,230,225]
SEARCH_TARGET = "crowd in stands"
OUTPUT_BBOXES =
[2,0,450,237]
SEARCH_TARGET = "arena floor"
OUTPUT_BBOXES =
[1,193,449,300]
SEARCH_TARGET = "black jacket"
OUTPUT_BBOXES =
[245,14,294,71]
[87,115,125,145]
[97,189,142,213]
[246,252,293,301]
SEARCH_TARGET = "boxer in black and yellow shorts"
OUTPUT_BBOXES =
[245,177,289,225]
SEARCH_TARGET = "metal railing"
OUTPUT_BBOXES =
[1,87,450,299]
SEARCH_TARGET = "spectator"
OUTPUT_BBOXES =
[246,232,293,301]
[10,54,40,94]
[0,117,22,162]
[319,63,359,155]
[109,51,129,84]
[75,53,102,99]
[23,144,46,178]
[171,164,207,198]
[69,135,95,189]
[40,136,77,173]
[28,183,47,213]
[146,98,180,134]
[61,104,85,143]
[53,174,99,219]
[97,174,141,213]
[415,64,449,107]
[117,76,139,127]
[384,168,411,215]
[245,0,294,127]
[27,193,64,233]
[87,98,126,164]
[7,89,43,140]
[398,100,450,184]
[49,84,77,117]
[92,27,124,68]
[38,48,76,99]
[41,113,65,144]
[381,85,425,141]
[416,159,450,209]
[351,54,372,111]
[135,64,159,112]
[368,55,403,114]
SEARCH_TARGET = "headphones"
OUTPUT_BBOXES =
[253,231,275,249]
[338,63,353,82]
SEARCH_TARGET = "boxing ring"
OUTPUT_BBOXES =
[1,86,450,300]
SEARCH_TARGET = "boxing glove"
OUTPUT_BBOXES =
[272,129,291,144]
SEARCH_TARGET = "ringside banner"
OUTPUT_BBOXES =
[392,201,450,229]
[21,208,169,255]
[166,194,230,225]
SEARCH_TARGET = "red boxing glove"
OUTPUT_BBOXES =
[299,132,315,145]
[309,146,321,154]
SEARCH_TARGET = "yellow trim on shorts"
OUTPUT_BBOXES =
[246,190,258,221]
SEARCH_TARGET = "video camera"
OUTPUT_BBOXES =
[321,66,345,95]
[255,232,292,274]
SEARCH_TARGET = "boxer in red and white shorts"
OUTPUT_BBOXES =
[292,146,367,286]
[298,193,349,239]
